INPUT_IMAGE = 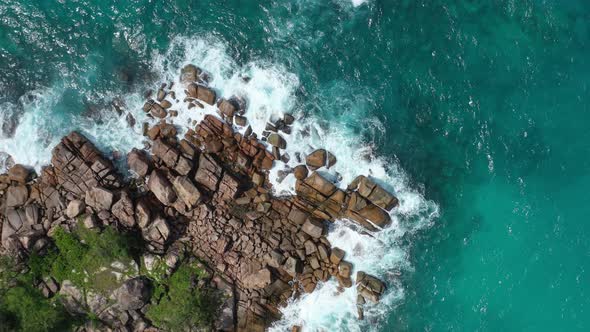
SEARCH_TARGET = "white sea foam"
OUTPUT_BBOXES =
[0,35,437,331]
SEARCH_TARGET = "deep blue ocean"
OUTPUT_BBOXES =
[1,1,589,331]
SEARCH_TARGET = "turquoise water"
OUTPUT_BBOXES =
[1,0,590,331]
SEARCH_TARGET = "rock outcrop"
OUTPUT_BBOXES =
[0,64,399,331]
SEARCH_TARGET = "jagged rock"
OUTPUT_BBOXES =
[127,149,151,177]
[135,199,151,228]
[194,154,222,192]
[8,164,31,183]
[150,103,167,118]
[180,64,201,84]
[66,200,86,219]
[112,192,136,228]
[348,175,398,211]
[146,216,170,246]
[219,99,237,117]
[195,85,216,105]
[301,219,323,238]
[85,187,114,211]
[148,170,177,205]
[327,151,337,168]
[330,247,345,265]
[113,277,152,310]
[243,268,273,289]
[304,240,317,256]
[6,185,28,207]
[267,133,286,149]
[59,280,87,315]
[234,115,247,126]
[282,256,302,278]
[356,271,385,303]
[173,176,201,208]
[83,214,99,229]
[338,261,353,278]
[306,149,327,169]
[266,250,286,268]
[293,165,308,180]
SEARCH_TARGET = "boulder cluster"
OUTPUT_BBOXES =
[0,64,398,331]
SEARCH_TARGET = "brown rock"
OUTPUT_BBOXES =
[180,64,201,84]
[127,149,151,177]
[234,115,247,126]
[330,247,345,265]
[338,261,353,278]
[242,268,273,289]
[8,164,31,183]
[349,175,398,211]
[6,185,28,207]
[112,192,136,228]
[173,176,201,208]
[160,100,172,109]
[267,133,286,149]
[196,85,216,105]
[85,187,114,211]
[219,99,237,117]
[135,199,151,229]
[306,149,326,169]
[301,219,323,238]
[148,170,177,205]
[66,200,86,219]
[282,256,302,277]
[293,165,308,180]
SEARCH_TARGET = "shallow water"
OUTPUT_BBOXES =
[1,0,589,331]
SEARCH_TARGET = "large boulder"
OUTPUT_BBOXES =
[173,176,201,208]
[111,192,136,228]
[85,187,114,211]
[113,277,152,310]
[127,149,151,177]
[148,170,177,205]
[348,175,398,211]
[8,164,31,183]
[356,272,386,303]
[267,133,286,149]
[6,185,28,207]
[66,200,86,219]
[180,64,201,84]
[305,149,326,170]
[242,268,273,289]
[301,219,323,238]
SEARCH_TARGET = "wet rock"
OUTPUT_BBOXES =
[234,115,247,126]
[330,247,345,265]
[196,85,217,105]
[267,133,286,149]
[148,170,177,205]
[338,261,353,278]
[219,99,237,118]
[356,272,386,303]
[349,175,398,211]
[293,165,308,180]
[306,149,327,169]
[180,64,201,84]
[160,100,172,109]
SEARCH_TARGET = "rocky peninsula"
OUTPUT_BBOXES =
[0,65,398,331]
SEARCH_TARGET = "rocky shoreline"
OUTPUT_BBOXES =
[0,64,398,331]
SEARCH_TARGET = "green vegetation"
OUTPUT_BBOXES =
[0,221,220,331]
[47,223,139,293]
[0,256,71,332]
[146,263,219,331]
